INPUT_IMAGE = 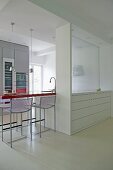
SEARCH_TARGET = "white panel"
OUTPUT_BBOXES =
[99,45,113,117]
[0,47,3,93]
[72,44,99,92]
[3,47,14,59]
[56,23,71,135]
[100,45,112,90]
[15,48,29,73]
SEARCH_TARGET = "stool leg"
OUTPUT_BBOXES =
[30,109,32,141]
[21,113,23,135]
[27,111,29,126]
[2,108,3,141]
[40,108,41,138]
[13,113,15,127]
[44,109,45,128]
[10,110,12,148]
[54,106,56,131]
[35,107,37,127]
[16,113,18,131]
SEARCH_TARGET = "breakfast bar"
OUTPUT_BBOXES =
[0,92,56,147]
[0,92,56,99]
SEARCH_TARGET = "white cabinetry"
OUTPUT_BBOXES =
[71,91,111,134]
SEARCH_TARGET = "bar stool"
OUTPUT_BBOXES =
[0,98,11,142]
[1,98,33,148]
[32,95,56,137]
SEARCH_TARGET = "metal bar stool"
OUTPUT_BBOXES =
[0,98,11,141]
[32,95,56,137]
[1,97,33,148]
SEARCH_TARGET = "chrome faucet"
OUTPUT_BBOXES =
[50,77,56,93]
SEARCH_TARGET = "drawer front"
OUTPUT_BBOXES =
[71,91,111,134]
[72,94,90,102]
[71,110,107,134]
[72,103,108,120]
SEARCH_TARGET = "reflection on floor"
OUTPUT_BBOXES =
[0,118,113,170]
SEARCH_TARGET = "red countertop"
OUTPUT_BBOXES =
[0,92,56,99]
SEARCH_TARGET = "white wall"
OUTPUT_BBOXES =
[100,44,113,117]
[30,49,56,129]
[30,54,46,65]
[72,42,113,117]
[72,46,99,92]
[100,45,113,90]
[30,50,56,91]
[0,46,3,93]
[43,53,56,91]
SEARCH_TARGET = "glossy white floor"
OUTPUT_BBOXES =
[0,118,113,170]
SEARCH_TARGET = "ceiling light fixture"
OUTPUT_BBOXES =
[30,28,34,73]
[9,22,16,72]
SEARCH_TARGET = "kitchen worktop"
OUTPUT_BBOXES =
[0,92,56,99]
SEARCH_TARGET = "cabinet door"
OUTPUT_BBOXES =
[15,49,29,73]
[0,47,3,93]
[3,58,15,93]
[3,47,14,59]
[16,72,27,93]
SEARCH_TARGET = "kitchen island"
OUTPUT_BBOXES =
[71,91,111,134]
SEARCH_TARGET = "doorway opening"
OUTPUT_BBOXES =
[29,64,43,93]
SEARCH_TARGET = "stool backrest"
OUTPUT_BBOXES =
[0,98,11,109]
[11,98,33,113]
[40,95,56,109]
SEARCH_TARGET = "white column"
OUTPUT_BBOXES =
[56,23,72,135]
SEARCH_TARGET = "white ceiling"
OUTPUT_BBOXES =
[0,30,54,52]
[1,0,112,51]
[0,0,10,11]
[29,0,113,44]
[0,0,67,51]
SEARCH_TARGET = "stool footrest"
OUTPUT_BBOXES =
[22,117,36,122]
[0,121,17,127]
[32,119,45,124]
[3,124,22,131]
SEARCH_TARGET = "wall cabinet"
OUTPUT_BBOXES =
[3,47,14,59]
[0,47,3,93]
[15,48,29,73]
[16,72,28,93]
[0,40,29,93]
